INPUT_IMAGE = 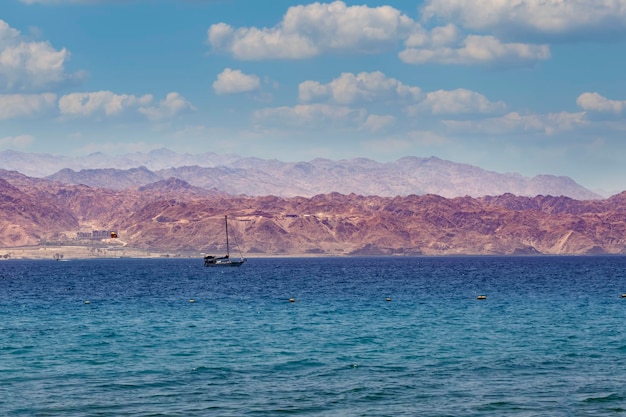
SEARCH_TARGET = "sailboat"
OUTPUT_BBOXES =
[204,215,246,267]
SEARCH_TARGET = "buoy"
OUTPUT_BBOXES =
[477,295,487,300]
[289,298,295,303]
[386,297,392,302]
[84,300,90,304]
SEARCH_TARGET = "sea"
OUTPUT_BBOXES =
[1,256,626,416]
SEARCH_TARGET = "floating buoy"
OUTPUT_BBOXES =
[289,298,295,303]
[386,297,392,302]
[477,295,487,300]
[84,300,90,304]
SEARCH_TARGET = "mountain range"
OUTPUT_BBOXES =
[0,149,602,200]
[1,169,625,257]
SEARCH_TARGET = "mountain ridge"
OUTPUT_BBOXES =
[0,149,600,199]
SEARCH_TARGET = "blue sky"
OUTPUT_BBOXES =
[1,0,626,195]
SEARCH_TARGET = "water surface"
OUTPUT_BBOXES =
[2,256,626,416]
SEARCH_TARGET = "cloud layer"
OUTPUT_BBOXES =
[207,1,557,67]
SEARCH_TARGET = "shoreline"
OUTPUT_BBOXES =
[0,245,165,260]
[1,245,624,260]
[0,245,345,260]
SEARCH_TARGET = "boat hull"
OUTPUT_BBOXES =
[204,259,246,267]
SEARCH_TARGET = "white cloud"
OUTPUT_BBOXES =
[0,93,56,119]
[213,68,260,95]
[253,103,367,128]
[0,134,34,148]
[58,91,194,121]
[363,114,395,131]
[297,72,505,119]
[138,92,195,121]
[59,91,152,117]
[404,23,460,48]
[407,88,506,115]
[421,0,626,39]
[298,80,329,102]
[0,20,79,92]
[299,71,422,104]
[577,92,626,114]
[443,111,588,135]
[400,33,550,66]
[207,3,550,67]
[208,1,414,60]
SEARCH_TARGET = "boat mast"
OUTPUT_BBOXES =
[225,215,230,257]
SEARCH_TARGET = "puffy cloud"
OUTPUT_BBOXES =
[0,93,56,119]
[299,71,422,104]
[213,68,260,95]
[577,92,626,114]
[138,92,196,121]
[59,91,152,117]
[0,20,79,92]
[298,72,505,118]
[407,88,506,115]
[400,33,550,66]
[208,1,414,60]
[421,0,626,39]
[443,111,588,135]
[59,91,193,120]
[0,134,34,148]
[404,23,460,48]
[207,2,550,67]
[298,80,329,102]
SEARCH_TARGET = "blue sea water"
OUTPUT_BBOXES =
[1,256,626,416]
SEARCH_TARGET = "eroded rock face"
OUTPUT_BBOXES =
[1,171,625,256]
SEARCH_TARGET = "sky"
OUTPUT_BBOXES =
[1,0,626,195]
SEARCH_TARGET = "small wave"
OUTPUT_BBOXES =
[271,358,326,372]
[478,400,524,412]
[582,393,624,403]
[190,365,234,374]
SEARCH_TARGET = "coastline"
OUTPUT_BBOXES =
[0,245,343,260]
[0,245,167,260]
[2,245,624,261]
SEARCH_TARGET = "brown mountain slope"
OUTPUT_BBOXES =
[0,178,79,246]
[0,173,625,256]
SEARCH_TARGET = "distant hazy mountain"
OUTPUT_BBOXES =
[0,148,240,177]
[0,149,603,200]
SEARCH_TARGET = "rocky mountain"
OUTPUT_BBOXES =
[0,171,625,256]
[3,149,599,200]
[0,177,79,246]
